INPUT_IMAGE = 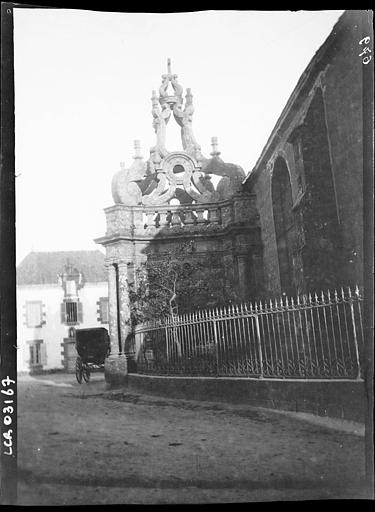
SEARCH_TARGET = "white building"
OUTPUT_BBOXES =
[17,250,109,373]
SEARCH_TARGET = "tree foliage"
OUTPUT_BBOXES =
[128,239,240,325]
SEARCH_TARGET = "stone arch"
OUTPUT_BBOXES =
[272,156,296,296]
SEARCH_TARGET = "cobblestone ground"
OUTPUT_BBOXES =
[16,372,369,505]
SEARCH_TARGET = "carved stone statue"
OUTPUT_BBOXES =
[173,88,203,162]
[151,90,171,160]
[112,141,147,206]
[112,61,246,207]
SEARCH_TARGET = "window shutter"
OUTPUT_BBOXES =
[60,302,66,324]
[102,298,109,324]
[24,344,31,366]
[78,301,83,323]
[40,343,47,366]
[97,298,109,324]
[42,303,47,325]
[23,303,27,326]
[25,301,43,327]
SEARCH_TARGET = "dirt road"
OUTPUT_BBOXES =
[16,372,369,504]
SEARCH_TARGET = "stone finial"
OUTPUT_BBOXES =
[133,140,142,160]
[210,136,221,157]
[159,58,183,107]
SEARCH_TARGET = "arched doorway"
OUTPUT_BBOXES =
[272,157,296,296]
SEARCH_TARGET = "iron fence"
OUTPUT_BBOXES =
[133,286,364,379]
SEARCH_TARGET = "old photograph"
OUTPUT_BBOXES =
[0,5,373,505]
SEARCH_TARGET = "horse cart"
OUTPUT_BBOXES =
[75,327,110,384]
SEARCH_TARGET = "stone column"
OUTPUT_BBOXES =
[117,261,132,353]
[106,263,120,355]
[104,262,128,387]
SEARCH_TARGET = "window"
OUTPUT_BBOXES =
[30,344,41,365]
[66,302,77,323]
[272,157,297,296]
[97,297,109,324]
[27,340,44,368]
[61,300,83,325]
[25,301,43,328]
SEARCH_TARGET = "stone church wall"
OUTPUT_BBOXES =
[243,10,365,297]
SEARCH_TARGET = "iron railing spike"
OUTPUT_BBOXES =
[136,283,363,380]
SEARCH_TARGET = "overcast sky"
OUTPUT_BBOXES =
[14,8,345,265]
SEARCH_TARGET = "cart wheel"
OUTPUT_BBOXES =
[82,363,90,383]
[75,357,83,384]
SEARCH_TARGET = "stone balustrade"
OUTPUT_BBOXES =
[104,194,258,237]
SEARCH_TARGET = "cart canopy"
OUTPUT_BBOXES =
[75,327,110,364]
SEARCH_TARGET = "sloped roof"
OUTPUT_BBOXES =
[17,250,107,285]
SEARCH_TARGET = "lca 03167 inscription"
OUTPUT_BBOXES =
[1,376,15,456]
[359,36,372,64]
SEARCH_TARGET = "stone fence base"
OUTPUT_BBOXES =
[125,374,366,422]
[104,354,128,387]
